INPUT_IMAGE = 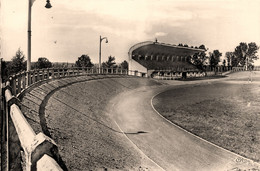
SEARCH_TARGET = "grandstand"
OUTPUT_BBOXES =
[128,41,205,78]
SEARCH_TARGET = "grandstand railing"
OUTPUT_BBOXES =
[1,67,127,171]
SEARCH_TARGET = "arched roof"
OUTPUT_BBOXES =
[129,41,205,57]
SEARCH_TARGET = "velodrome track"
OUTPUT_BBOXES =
[21,72,260,170]
[111,72,260,171]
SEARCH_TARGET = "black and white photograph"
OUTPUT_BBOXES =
[1,0,260,170]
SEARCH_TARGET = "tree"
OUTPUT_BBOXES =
[233,42,259,67]
[120,60,128,70]
[190,52,208,70]
[102,56,116,68]
[6,48,26,76]
[35,57,52,69]
[75,54,94,67]
[225,52,235,66]
[199,45,206,50]
[209,50,222,68]
[222,59,226,67]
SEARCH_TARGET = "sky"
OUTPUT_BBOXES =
[1,0,260,65]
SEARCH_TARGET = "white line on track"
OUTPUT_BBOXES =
[150,90,260,167]
[113,119,165,171]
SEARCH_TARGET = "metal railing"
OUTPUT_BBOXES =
[1,67,128,171]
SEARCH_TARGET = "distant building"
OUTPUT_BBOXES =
[128,41,205,78]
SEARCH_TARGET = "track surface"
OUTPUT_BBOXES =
[110,72,260,171]
[24,72,260,170]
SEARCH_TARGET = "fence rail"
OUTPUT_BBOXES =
[1,67,128,171]
[231,66,260,72]
[1,64,259,170]
[9,67,128,97]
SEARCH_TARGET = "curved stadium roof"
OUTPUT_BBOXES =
[129,41,205,57]
[129,41,205,71]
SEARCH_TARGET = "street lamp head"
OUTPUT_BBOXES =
[105,39,108,43]
[45,0,52,9]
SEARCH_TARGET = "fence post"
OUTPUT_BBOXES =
[40,69,43,81]
[83,67,86,75]
[4,85,10,171]
[32,70,36,84]
[38,70,41,81]
[43,69,45,80]
[67,68,69,77]
[51,69,54,79]
[1,88,6,171]
[62,68,65,77]
[36,70,39,82]
[72,67,75,76]
[17,75,22,94]
[57,68,60,78]
[22,72,26,90]
[27,71,31,86]
[47,69,49,80]
[10,77,17,96]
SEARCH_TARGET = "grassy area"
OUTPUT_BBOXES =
[153,82,260,162]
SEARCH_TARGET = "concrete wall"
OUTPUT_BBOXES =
[129,59,147,76]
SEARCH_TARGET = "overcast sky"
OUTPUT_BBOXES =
[1,0,260,65]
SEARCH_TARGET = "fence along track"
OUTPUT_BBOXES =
[1,67,128,171]
[1,65,258,170]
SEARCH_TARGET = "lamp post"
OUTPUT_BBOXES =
[27,0,52,72]
[99,35,108,74]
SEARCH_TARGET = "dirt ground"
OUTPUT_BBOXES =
[153,81,260,163]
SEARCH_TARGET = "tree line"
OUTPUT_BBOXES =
[190,42,259,70]
[1,42,258,80]
[75,54,128,69]
[1,48,128,81]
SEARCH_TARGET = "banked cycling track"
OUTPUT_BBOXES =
[110,73,260,171]
[22,73,260,170]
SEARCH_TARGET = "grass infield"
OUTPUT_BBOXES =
[153,82,260,162]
